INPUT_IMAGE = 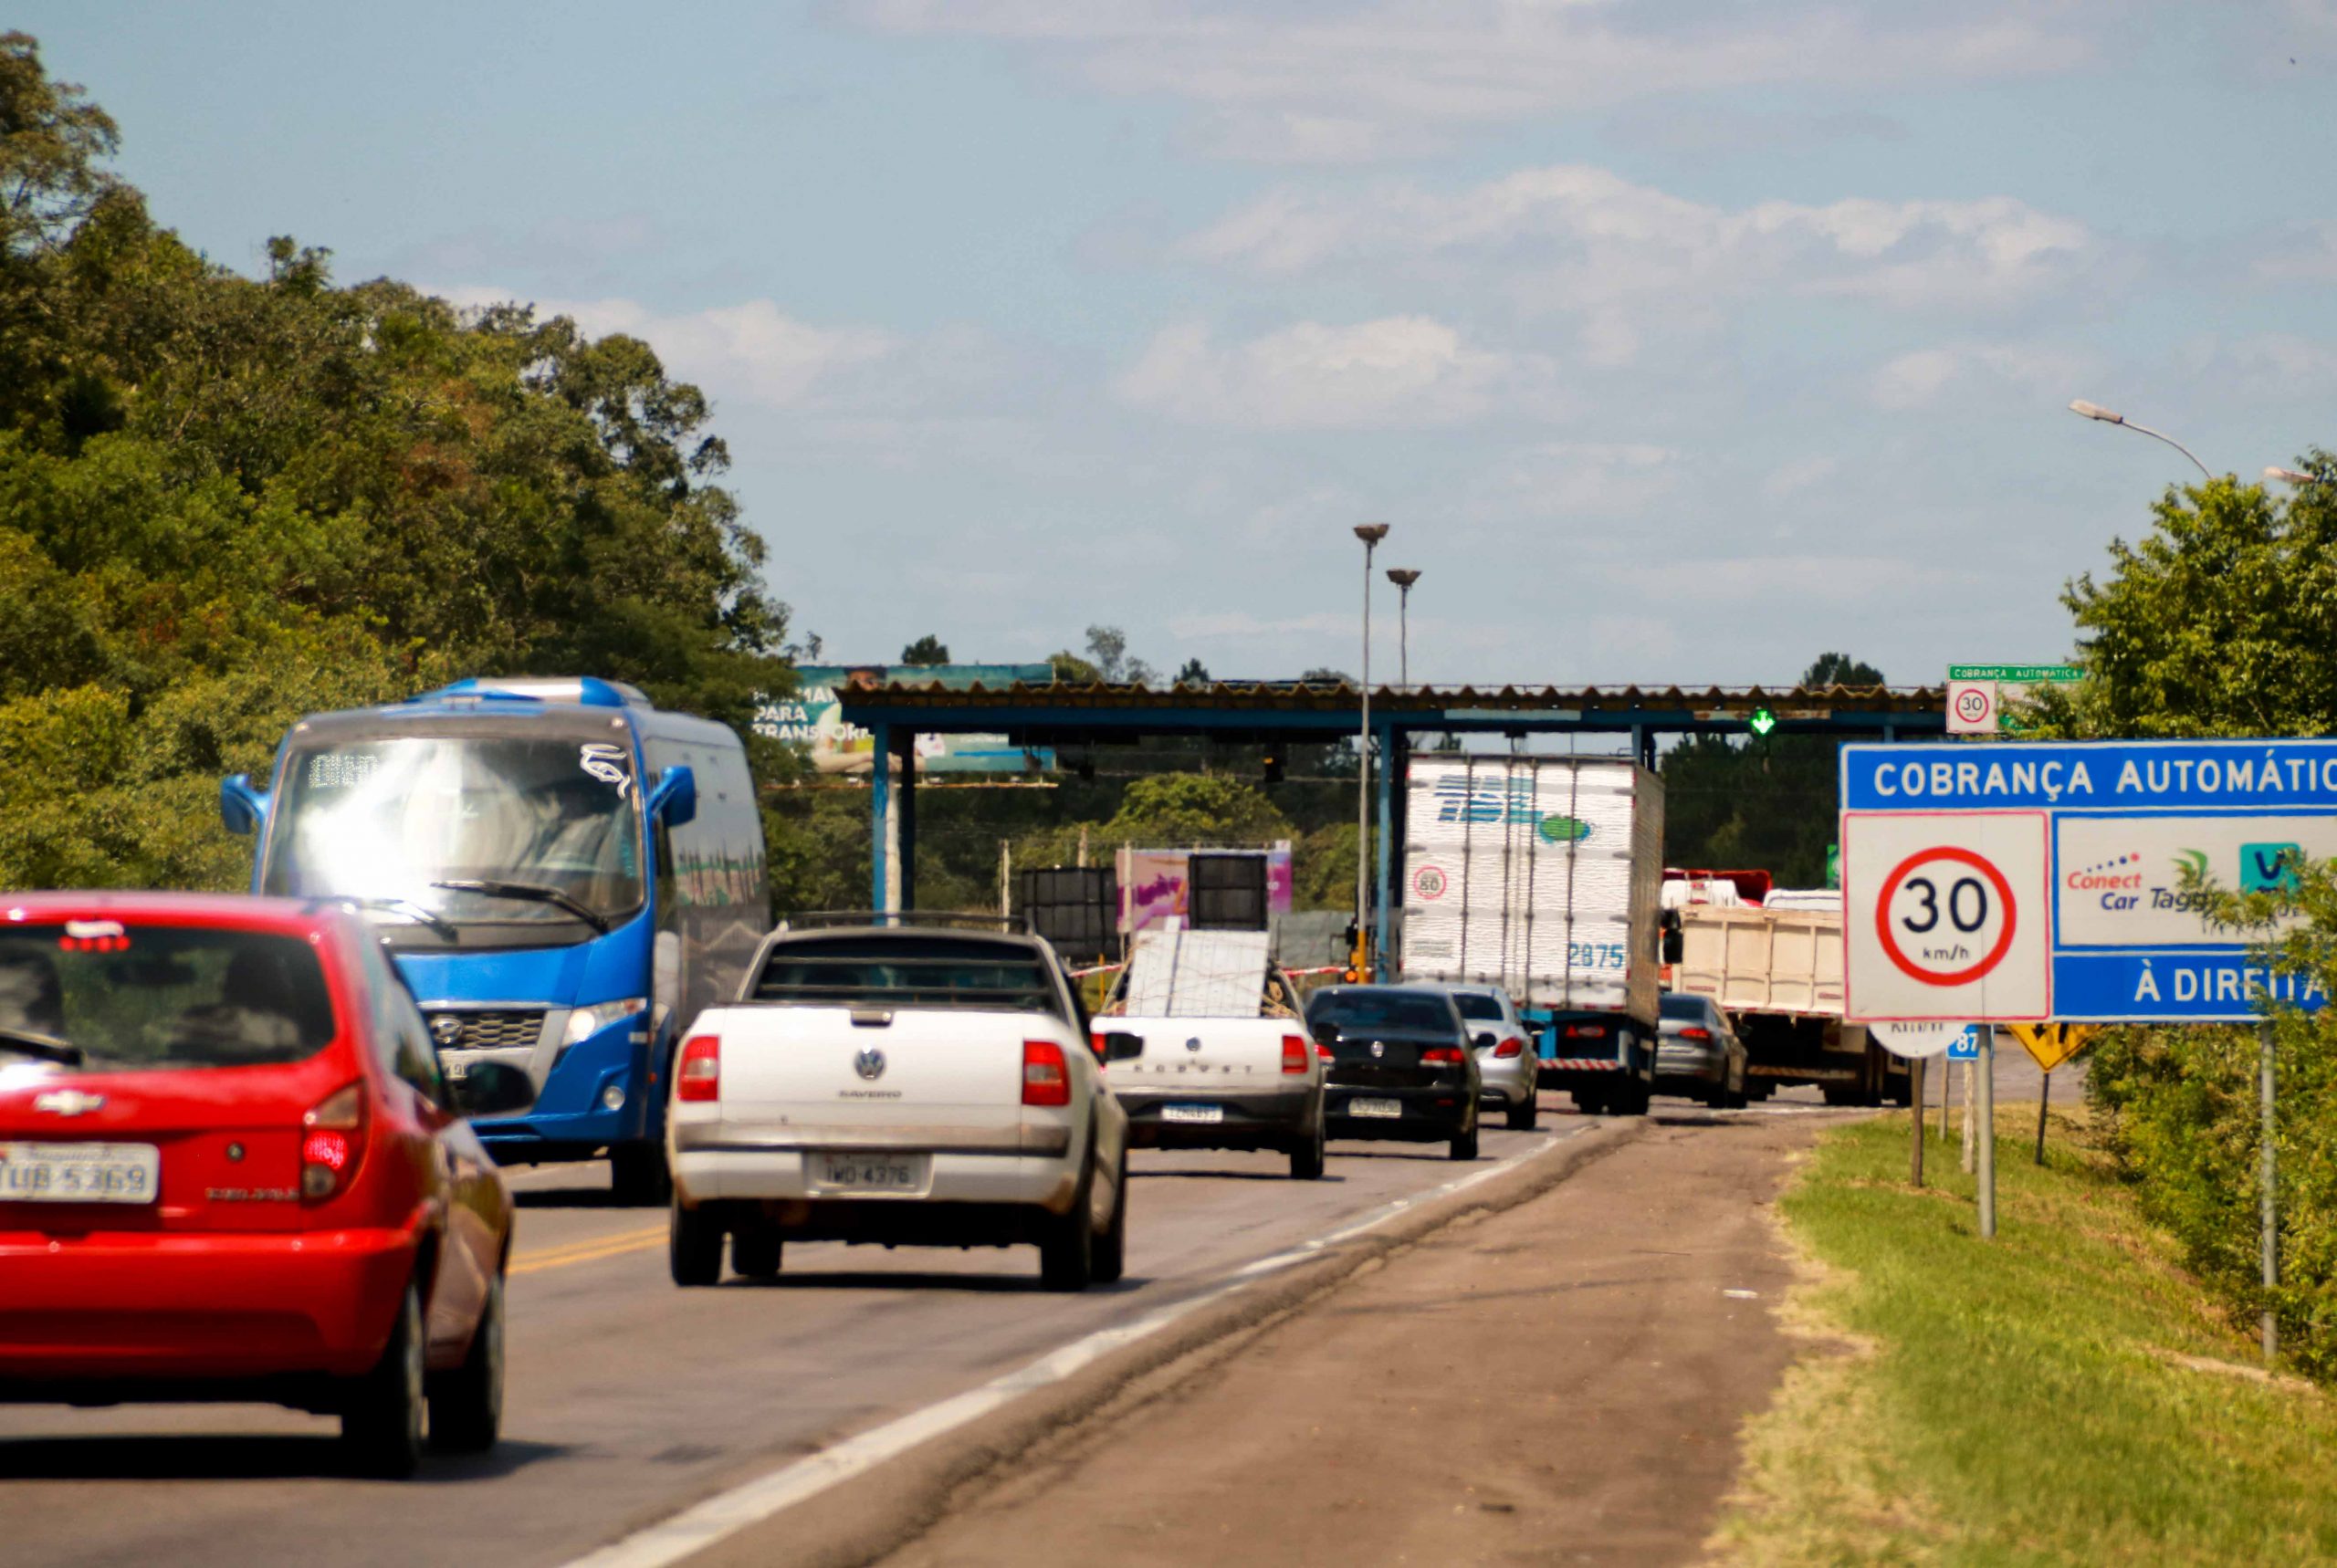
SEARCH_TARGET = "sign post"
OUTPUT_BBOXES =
[1843,737,2337,1274]
[1872,1021,1965,1190]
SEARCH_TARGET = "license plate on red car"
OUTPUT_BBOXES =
[0,1142,162,1204]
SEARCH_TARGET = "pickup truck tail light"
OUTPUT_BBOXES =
[300,1082,368,1203]
[1420,1046,1464,1065]
[1493,1036,1525,1059]
[1281,1034,1309,1075]
[676,1034,722,1102]
[1088,1031,1110,1064]
[1678,1026,1713,1041]
[1022,1040,1071,1107]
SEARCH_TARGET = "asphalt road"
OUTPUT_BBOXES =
[0,1117,1600,1568]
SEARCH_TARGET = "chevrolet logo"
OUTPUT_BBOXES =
[32,1090,106,1117]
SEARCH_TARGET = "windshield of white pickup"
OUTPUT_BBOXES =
[752,935,1063,1016]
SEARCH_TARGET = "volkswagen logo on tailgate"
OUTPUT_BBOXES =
[428,1014,465,1049]
[853,1048,886,1082]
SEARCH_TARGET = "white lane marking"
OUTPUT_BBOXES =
[556,1130,1579,1568]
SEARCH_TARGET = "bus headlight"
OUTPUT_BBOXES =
[564,998,648,1048]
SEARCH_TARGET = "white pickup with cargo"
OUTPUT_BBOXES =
[665,918,1133,1291]
[1399,755,1665,1115]
[1673,894,1912,1106]
[1096,928,1326,1179]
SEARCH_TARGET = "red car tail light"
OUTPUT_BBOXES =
[1493,1036,1525,1059]
[1089,1031,1110,1064]
[301,1082,368,1202]
[1023,1040,1071,1107]
[1565,1023,1608,1039]
[1679,1027,1713,1041]
[676,1034,722,1102]
[1281,1034,1310,1074]
[1421,1045,1464,1065]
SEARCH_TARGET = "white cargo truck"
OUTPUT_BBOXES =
[1674,895,1911,1105]
[1399,756,1664,1116]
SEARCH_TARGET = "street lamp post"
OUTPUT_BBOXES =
[1353,523,1389,979]
[1386,568,1421,688]
[2068,399,2214,480]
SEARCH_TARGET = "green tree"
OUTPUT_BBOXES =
[1661,653,1883,884]
[900,634,949,667]
[2032,469,2337,738]
[0,38,791,892]
[1174,656,1210,686]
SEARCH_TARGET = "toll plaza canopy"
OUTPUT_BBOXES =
[837,678,1948,973]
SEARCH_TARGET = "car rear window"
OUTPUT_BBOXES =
[1306,990,1459,1035]
[1450,992,1505,1021]
[754,936,1061,1014]
[1660,994,1708,1019]
[0,924,336,1072]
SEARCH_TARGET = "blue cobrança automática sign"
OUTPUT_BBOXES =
[1839,740,2337,1025]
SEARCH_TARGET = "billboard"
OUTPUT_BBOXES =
[1839,739,2337,1023]
[1117,845,1294,936]
[754,664,1053,776]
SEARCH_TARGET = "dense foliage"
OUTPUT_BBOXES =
[0,35,789,894]
[2047,465,2337,1380]
[1661,652,1884,886]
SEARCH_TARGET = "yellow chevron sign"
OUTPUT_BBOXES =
[2007,1022,2097,1072]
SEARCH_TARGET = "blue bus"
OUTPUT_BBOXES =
[222,676,769,1201]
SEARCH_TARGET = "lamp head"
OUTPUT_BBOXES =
[1386,568,1421,588]
[1352,522,1390,546]
[2069,399,2123,424]
[2266,465,2317,486]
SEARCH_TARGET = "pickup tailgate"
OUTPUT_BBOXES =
[697,1005,1028,1132]
[1106,1016,1302,1090]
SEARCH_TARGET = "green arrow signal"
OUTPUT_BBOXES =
[1747,706,1778,737]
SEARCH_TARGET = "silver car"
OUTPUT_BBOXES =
[1439,985,1541,1131]
[1655,992,1748,1109]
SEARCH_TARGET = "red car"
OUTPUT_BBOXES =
[0,892,529,1476]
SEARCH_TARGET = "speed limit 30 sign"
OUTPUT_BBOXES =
[1841,811,2049,1021]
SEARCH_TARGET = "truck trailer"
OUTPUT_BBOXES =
[1399,755,1664,1116]
[1672,896,1912,1105]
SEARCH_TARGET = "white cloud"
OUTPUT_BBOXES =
[1114,316,1565,429]
[1477,440,1682,518]
[1869,341,2095,411]
[1762,455,1840,500]
[435,288,903,409]
[2179,333,2337,399]
[1182,166,2093,319]
[2254,222,2337,284]
[842,1,2100,161]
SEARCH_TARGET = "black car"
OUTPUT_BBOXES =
[1305,985,1482,1160]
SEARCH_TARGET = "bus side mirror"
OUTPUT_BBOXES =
[648,764,697,828]
[220,775,270,835]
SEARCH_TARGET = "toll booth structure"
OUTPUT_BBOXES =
[838,680,1946,979]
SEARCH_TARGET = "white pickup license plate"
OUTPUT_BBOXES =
[1346,1099,1404,1120]
[810,1151,930,1194]
[0,1142,162,1205]
[1159,1103,1225,1125]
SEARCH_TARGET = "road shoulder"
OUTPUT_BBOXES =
[715,1111,1831,1568]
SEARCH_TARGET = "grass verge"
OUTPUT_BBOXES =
[1715,1107,2337,1566]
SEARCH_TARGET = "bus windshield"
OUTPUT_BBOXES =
[260,736,645,932]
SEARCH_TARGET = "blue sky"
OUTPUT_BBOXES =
[25,1,2337,688]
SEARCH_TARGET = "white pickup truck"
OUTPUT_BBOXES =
[665,917,1135,1291]
[1095,928,1326,1179]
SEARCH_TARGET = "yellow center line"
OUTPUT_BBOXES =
[508,1223,668,1275]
